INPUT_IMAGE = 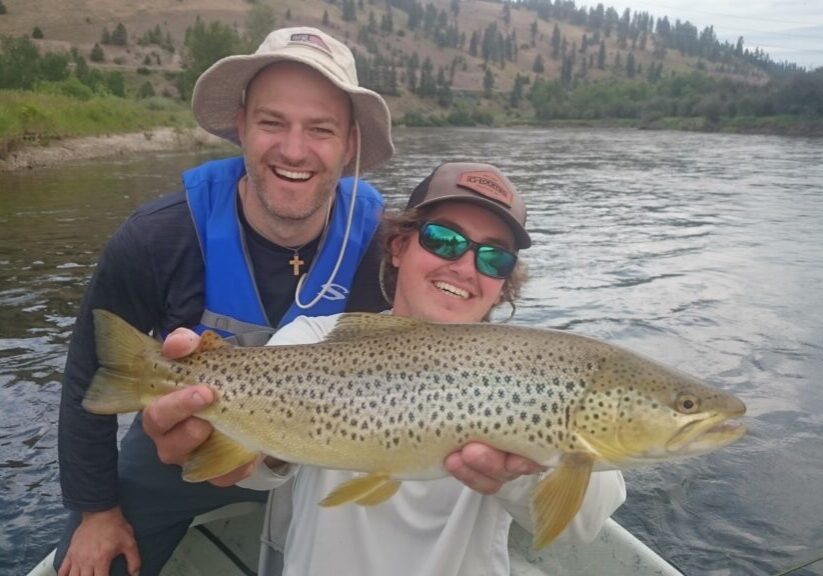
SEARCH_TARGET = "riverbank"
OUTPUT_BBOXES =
[0,126,226,172]
[2,115,821,173]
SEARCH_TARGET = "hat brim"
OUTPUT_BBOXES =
[413,195,532,250]
[192,51,394,175]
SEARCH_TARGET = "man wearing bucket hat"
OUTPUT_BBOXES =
[54,26,395,576]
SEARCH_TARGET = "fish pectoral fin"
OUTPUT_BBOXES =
[319,473,401,507]
[531,453,594,550]
[198,330,231,351]
[182,430,258,483]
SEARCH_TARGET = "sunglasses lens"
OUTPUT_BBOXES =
[420,223,469,260]
[476,245,517,278]
[420,222,517,279]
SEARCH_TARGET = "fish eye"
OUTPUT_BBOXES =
[675,393,700,414]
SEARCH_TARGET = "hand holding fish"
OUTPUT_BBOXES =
[444,442,544,495]
[142,329,257,487]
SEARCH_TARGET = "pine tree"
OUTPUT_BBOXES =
[137,80,156,99]
[418,57,436,97]
[597,40,606,69]
[482,67,494,97]
[0,1,8,15]
[551,23,561,59]
[90,43,105,62]
[111,22,128,46]
[626,52,636,77]
[509,73,527,107]
[532,53,544,73]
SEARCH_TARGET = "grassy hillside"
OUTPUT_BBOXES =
[0,0,768,102]
[0,0,820,144]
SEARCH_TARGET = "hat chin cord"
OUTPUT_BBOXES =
[293,122,362,310]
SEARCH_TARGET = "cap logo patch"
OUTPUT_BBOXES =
[288,33,332,55]
[457,171,512,206]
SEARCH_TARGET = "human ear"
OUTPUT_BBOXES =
[235,108,247,145]
[343,122,358,168]
[389,235,408,268]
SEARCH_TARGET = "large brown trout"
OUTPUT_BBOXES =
[84,310,746,548]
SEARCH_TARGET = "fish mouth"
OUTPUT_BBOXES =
[666,415,747,455]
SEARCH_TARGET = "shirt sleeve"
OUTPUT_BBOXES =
[58,218,165,511]
[494,469,626,544]
[237,315,340,490]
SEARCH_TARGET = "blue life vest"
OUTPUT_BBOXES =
[183,157,383,346]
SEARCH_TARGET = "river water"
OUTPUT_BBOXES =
[1,128,822,575]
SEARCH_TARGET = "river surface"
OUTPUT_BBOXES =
[1,127,822,575]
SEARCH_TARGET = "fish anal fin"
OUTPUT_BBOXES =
[320,473,401,507]
[198,330,230,351]
[325,313,422,343]
[531,453,594,549]
[182,430,257,483]
[354,478,401,505]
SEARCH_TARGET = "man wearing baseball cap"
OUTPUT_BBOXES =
[55,27,394,576]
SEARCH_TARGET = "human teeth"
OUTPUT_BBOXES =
[434,281,468,299]
[275,167,312,180]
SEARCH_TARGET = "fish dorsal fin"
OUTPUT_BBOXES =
[198,330,231,351]
[531,453,594,549]
[323,313,423,343]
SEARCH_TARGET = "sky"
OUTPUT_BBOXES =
[592,0,823,70]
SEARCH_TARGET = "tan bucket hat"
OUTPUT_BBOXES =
[407,162,531,249]
[191,26,394,175]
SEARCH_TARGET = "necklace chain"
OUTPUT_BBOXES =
[239,175,329,277]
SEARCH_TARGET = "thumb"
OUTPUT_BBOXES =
[162,327,200,359]
[124,543,142,576]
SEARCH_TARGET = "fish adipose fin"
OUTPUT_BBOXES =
[182,430,258,482]
[83,309,163,414]
[325,313,423,343]
[198,330,230,351]
[531,453,594,549]
[319,472,401,507]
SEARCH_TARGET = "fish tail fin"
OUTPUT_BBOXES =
[82,309,163,414]
[320,473,401,507]
[531,454,594,549]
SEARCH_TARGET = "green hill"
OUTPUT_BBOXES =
[0,0,821,145]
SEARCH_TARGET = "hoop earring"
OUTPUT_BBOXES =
[378,258,393,306]
[503,299,516,323]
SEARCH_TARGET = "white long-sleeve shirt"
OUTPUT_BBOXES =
[239,314,626,576]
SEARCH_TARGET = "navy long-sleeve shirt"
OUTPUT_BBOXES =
[58,190,386,511]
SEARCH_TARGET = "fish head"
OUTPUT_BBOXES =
[574,348,747,466]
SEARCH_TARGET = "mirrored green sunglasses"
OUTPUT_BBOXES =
[418,222,518,279]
